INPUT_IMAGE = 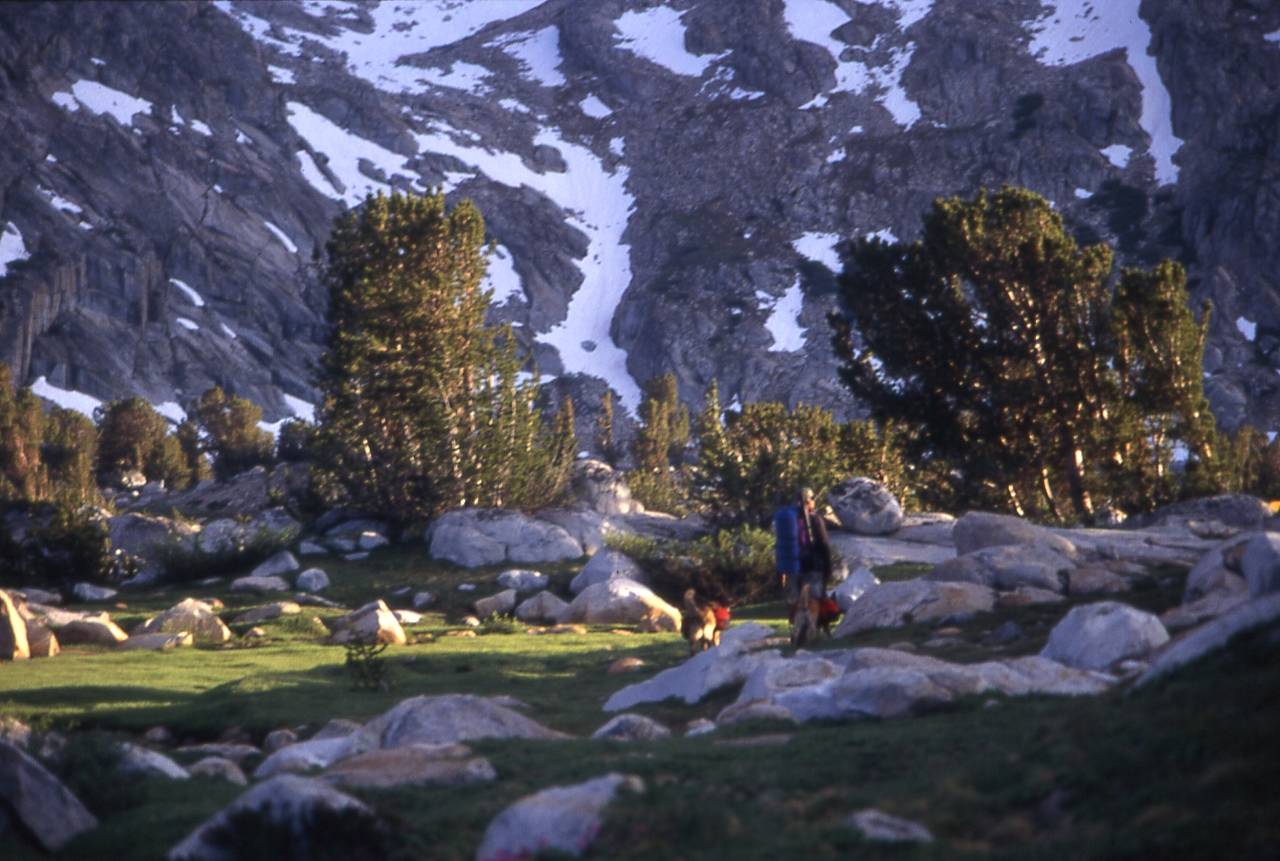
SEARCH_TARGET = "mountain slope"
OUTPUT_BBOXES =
[1,0,1277,438]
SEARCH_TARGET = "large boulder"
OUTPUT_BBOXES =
[603,624,777,711]
[833,580,996,637]
[72,582,118,602]
[515,591,570,624]
[556,579,681,631]
[25,620,59,657]
[117,743,190,780]
[569,459,638,515]
[831,566,881,612]
[0,589,30,660]
[927,544,1072,593]
[229,575,290,594]
[770,666,955,721]
[57,614,129,646]
[135,598,232,645]
[476,773,643,861]
[327,600,406,645]
[1040,602,1170,670]
[254,734,377,780]
[108,511,198,562]
[569,549,647,595]
[0,739,98,851]
[1241,532,1280,597]
[295,568,330,592]
[167,775,381,861]
[952,511,1077,558]
[426,509,584,568]
[1184,534,1253,602]
[363,694,570,747]
[828,477,903,535]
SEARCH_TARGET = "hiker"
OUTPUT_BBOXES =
[773,486,833,613]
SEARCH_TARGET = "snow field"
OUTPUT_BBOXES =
[613,5,728,77]
[51,80,153,127]
[0,222,30,277]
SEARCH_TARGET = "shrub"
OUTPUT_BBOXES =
[0,503,115,589]
[276,419,316,463]
[193,386,275,480]
[151,524,292,585]
[606,525,777,607]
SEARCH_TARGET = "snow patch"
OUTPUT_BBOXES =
[45,153,57,163]
[283,394,315,423]
[170,278,205,307]
[1237,317,1257,342]
[580,94,613,119]
[782,0,927,127]
[483,243,524,304]
[0,222,30,277]
[190,119,212,137]
[295,149,342,200]
[52,80,153,126]
[37,186,83,217]
[793,232,842,271]
[1074,187,1093,199]
[176,317,199,332]
[758,280,808,353]
[1029,0,1183,185]
[91,57,106,66]
[235,129,251,145]
[287,101,415,206]
[31,377,101,419]
[1266,30,1280,44]
[867,229,899,243]
[613,5,728,77]
[268,65,296,85]
[263,220,299,253]
[493,27,565,88]
[1101,144,1132,168]
[220,322,238,340]
[609,138,625,158]
[155,401,187,425]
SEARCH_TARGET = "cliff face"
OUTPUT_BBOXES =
[0,0,1277,435]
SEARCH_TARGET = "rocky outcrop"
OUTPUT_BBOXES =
[832,580,996,637]
[363,694,570,747]
[427,509,584,568]
[556,578,681,631]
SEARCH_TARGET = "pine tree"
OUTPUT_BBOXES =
[832,186,1223,520]
[192,386,275,480]
[95,397,170,483]
[595,390,621,466]
[43,407,99,507]
[175,418,211,488]
[0,364,48,503]
[313,190,570,522]
[629,373,690,514]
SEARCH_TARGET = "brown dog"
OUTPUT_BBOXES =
[681,589,721,655]
[790,583,820,647]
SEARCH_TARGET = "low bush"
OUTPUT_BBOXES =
[606,525,776,607]
[151,525,293,584]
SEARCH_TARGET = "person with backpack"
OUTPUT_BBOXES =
[773,486,833,613]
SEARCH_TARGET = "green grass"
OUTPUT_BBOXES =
[2,548,1278,860]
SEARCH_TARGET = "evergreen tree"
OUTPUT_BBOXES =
[313,190,570,522]
[832,186,1224,520]
[0,364,48,503]
[277,418,316,463]
[595,390,621,466]
[95,397,170,482]
[192,386,275,480]
[629,373,690,514]
[175,418,211,488]
[43,407,99,507]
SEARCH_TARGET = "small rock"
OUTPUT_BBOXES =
[496,569,549,593]
[476,773,643,861]
[462,615,481,627]
[232,602,301,625]
[188,757,248,785]
[458,583,477,592]
[685,719,716,737]
[343,552,370,561]
[118,632,194,651]
[250,551,300,580]
[57,615,128,646]
[243,627,267,639]
[229,575,290,594]
[394,609,423,625]
[295,568,330,593]
[357,531,389,551]
[264,728,298,754]
[0,739,98,851]
[988,620,1024,645]
[322,743,496,789]
[412,591,436,610]
[118,743,189,779]
[143,726,173,746]
[592,714,670,741]
[515,591,569,624]
[72,582,117,603]
[475,589,518,619]
[608,657,646,674]
[298,539,328,556]
[847,808,934,843]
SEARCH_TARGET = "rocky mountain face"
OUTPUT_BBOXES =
[0,0,1277,438]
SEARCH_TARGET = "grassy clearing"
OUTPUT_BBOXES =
[1,547,1277,859]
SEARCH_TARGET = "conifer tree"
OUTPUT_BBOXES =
[832,186,1226,519]
[95,397,170,483]
[313,190,570,522]
[595,390,621,466]
[192,386,274,480]
[0,364,48,503]
[43,407,99,507]
[629,373,690,513]
[175,418,211,488]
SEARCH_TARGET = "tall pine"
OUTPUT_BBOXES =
[314,190,570,522]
